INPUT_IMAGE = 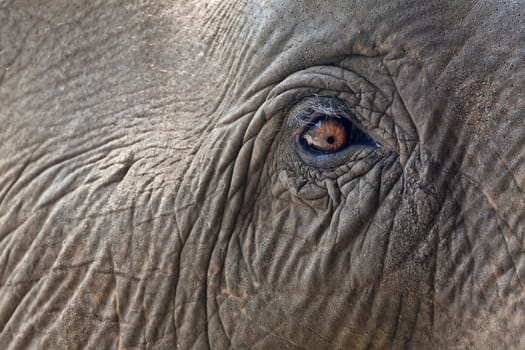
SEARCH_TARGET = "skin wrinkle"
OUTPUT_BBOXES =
[1,0,525,349]
[434,190,495,327]
[0,151,36,211]
[460,178,525,290]
[364,8,524,340]
[255,135,422,348]
[439,146,525,272]
[424,211,458,332]
[204,115,277,346]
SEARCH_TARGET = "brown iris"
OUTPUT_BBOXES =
[302,117,349,153]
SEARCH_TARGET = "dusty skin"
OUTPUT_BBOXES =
[0,0,524,349]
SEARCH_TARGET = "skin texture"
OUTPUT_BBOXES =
[1,0,524,348]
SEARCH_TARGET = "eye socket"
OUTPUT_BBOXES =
[301,117,350,153]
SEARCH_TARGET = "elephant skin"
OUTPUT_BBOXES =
[0,0,524,349]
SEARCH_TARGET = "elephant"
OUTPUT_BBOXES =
[1,0,524,348]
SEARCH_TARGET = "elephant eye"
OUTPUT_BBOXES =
[290,97,380,168]
[301,117,350,153]
[300,115,376,154]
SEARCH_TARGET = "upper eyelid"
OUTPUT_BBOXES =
[288,97,354,126]
[296,114,346,129]
[290,98,370,141]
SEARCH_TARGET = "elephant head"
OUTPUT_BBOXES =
[1,0,524,348]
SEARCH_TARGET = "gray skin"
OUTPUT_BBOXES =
[0,0,524,348]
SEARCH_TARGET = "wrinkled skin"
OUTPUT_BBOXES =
[1,0,524,348]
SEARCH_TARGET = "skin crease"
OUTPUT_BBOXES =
[0,0,524,349]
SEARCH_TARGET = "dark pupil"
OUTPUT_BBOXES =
[326,136,335,144]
